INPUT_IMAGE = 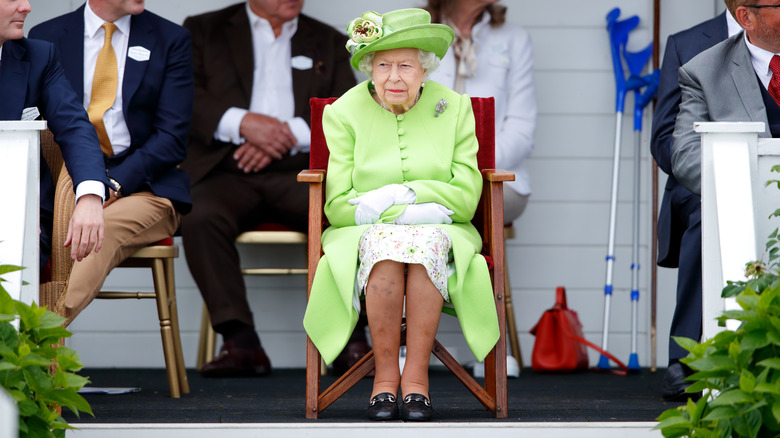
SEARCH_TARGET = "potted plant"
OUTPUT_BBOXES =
[0,264,92,438]
[656,166,780,437]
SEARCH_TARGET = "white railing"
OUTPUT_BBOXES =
[0,121,45,306]
[699,121,780,338]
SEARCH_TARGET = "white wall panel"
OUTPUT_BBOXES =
[528,157,653,202]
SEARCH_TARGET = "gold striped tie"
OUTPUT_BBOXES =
[87,22,118,157]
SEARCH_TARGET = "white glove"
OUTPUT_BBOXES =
[349,184,416,225]
[395,203,454,225]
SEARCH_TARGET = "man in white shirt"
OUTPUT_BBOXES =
[29,0,194,325]
[181,0,355,377]
[673,1,780,191]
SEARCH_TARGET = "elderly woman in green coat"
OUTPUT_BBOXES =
[303,8,499,422]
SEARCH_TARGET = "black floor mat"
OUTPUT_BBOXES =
[62,367,678,423]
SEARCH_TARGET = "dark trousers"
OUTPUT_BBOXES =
[668,189,702,361]
[181,152,309,329]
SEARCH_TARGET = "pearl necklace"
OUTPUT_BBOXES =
[377,89,422,114]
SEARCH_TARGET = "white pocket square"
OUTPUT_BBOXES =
[21,107,40,121]
[291,55,313,70]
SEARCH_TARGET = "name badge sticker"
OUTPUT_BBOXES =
[128,46,151,62]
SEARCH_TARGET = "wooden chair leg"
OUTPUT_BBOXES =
[196,304,217,369]
[504,248,522,369]
[151,258,181,398]
[164,257,189,394]
[305,336,321,419]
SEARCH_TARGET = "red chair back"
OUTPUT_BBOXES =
[309,96,495,170]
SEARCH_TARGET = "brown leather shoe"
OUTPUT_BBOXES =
[332,340,372,375]
[200,340,272,378]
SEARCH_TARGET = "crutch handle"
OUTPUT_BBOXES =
[606,8,640,113]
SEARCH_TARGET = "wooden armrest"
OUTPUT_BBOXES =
[298,169,326,183]
[481,169,515,182]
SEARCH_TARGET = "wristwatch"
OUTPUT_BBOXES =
[108,177,122,197]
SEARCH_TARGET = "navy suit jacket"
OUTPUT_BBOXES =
[649,13,728,267]
[0,37,110,268]
[30,5,194,214]
[0,38,108,189]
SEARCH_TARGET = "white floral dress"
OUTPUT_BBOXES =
[356,224,454,302]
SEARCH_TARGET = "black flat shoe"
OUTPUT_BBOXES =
[366,392,399,421]
[400,393,432,421]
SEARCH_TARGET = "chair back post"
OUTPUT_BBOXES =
[302,97,336,419]
[473,97,508,417]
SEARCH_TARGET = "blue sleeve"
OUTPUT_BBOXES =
[650,34,682,176]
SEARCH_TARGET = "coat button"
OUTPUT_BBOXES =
[398,128,405,135]
[396,114,405,121]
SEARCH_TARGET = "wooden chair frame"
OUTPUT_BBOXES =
[297,97,512,419]
[39,129,189,398]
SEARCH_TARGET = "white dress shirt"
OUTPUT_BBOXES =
[745,32,780,91]
[429,11,536,196]
[214,2,310,153]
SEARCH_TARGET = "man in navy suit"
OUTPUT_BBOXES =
[30,0,193,325]
[651,10,740,401]
[0,0,109,269]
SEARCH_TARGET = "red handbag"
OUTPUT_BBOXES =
[530,286,628,373]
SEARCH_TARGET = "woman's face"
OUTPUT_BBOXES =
[371,48,427,111]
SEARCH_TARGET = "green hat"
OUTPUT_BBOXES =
[345,8,454,71]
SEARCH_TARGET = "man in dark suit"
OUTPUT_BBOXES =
[651,9,738,401]
[29,0,193,325]
[180,0,356,377]
[0,0,109,269]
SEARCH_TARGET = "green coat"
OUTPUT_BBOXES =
[302,80,500,364]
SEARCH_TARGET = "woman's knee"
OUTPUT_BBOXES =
[366,261,405,296]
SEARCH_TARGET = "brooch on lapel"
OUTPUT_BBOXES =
[434,99,448,117]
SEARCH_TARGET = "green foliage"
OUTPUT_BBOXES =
[0,269,92,438]
[656,171,780,437]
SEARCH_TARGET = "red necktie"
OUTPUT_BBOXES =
[769,55,780,107]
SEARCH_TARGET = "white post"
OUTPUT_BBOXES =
[0,388,18,438]
[698,121,765,339]
[0,121,46,305]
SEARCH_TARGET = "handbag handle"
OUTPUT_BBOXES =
[555,286,567,309]
[556,286,629,375]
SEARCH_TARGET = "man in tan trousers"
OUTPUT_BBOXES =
[29,0,193,324]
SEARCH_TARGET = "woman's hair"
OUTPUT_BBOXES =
[424,0,506,27]
[357,49,441,75]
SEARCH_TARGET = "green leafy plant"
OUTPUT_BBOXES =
[0,264,92,438]
[656,165,780,438]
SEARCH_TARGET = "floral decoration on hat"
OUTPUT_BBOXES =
[346,11,386,53]
[344,8,454,71]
